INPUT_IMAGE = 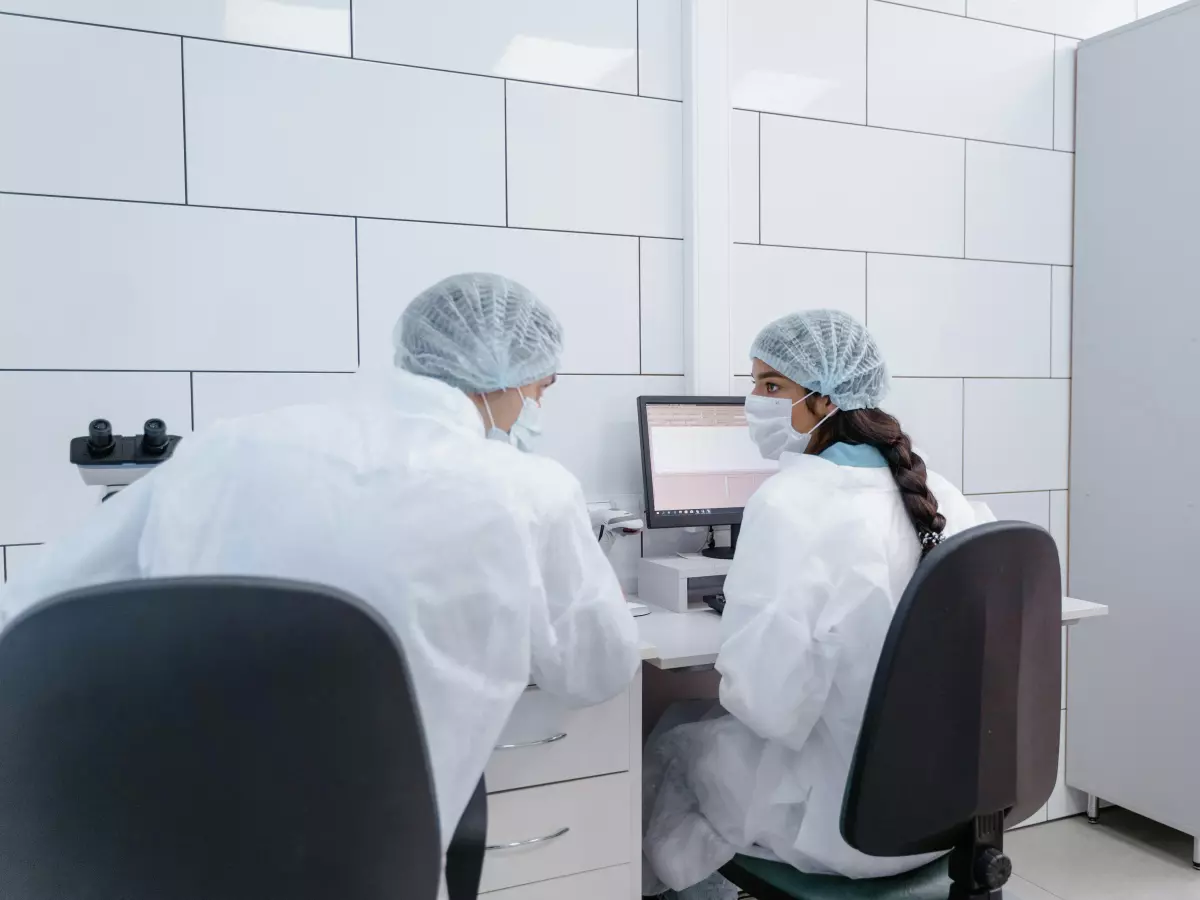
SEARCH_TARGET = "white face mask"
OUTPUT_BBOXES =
[482,389,542,453]
[744,391,837,460]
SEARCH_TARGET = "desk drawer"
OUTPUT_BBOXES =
[481,864,629,899]
[478,772,631,893]
[486,686,629,793]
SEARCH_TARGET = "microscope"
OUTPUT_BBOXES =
[70,418,182,501]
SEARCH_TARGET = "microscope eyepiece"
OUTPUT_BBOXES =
[87,419,115,457]
[142,418,169,454]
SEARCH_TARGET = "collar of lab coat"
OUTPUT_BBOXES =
[358,368,487,439]
[777,450,898,488]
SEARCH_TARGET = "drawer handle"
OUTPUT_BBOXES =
[486,826,570,851]
[494,732,568,751]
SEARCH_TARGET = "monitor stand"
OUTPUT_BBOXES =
[701,523,740,560]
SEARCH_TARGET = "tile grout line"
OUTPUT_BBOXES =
[874,0,1088,41]
[864,0,870,125]
[864,252,869,327]
[354,218,361,367]
[637,238,643,374]
[736,107,1076,156]
[179,37,188,204]
[1048,267,1055,376]
[347,0,353,57]
[756,113,762,242]
[961,376,967,491]
[962,140,968,258]
[0,10,685,106]
[0,188,685,242]
[740,239,1062,268]
[189,371,195,431]
[1051,32,1058,149]
[503,81,509,227]
[635,0,640,96]
[0,368,685,378]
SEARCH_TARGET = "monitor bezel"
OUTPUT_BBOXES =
[637,395,754,531]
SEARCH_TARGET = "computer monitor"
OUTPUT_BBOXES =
[637,396,779,555]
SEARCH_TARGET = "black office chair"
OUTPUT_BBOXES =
[0,576,486,900]
[720,521,1062,900]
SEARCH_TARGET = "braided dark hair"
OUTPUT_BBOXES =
[806,398,946,558]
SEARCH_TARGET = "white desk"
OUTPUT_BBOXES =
[637,596,1108,671]
[483,597,1109,898]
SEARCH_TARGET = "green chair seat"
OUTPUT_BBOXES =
[720,854,950,900]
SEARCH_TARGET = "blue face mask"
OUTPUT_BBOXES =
[482,389,542,453]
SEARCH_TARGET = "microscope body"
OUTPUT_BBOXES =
[71,418,182,500]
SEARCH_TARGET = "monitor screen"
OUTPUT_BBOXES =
[639,397,778,527]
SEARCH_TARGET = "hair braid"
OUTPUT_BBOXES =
[805,401,946,558]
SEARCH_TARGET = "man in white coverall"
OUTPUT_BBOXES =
[0,272,642,851]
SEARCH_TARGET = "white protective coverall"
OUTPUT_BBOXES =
[0,369,641,844]
[643,451,994,892]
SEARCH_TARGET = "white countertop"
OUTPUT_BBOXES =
[637,596,1108,670]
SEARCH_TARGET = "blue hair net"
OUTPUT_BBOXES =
[750,309,890,411]
[395,273,564,394]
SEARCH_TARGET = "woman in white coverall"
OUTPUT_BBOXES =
[0,272,641,847]
[643,310,992,899]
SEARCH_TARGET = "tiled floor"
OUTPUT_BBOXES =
[1007,809,1200,899]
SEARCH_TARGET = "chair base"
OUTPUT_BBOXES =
[719,855,953,900]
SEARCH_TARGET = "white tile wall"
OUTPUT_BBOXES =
[540,376,686,499]
[0,372,191,545]
[963,379,1070,494]
[884,379,965,488]
[868,2,1055,148]
[0,2,690,565]
[889,0,966,12]
[355,219,644,375]
[731,244,866,375]
[868,255,1052,378]
[638,0,683,100]
[1054,37,1080,151]
[352,0,638,94]
[730,0,866,122]
[184,40,506,222]
[0,0,351,55]
[3,544,45,583]
[965,141,1074,265]
[506,80,681,237]
[1050,490,1069,591]
[970,491,1051,529]
[759,116,965,256]
[1139,0,1188,16]
[0,16,184,202]
[1052,267,1073,378]
[0,195,358,371]
[192,373,358,430]
[639,239,685,376]
[506,82,683,238]
[730,110,760,244]
[966,0,1138,39]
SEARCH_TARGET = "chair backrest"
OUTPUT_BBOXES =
[841,522,1062,858]
[0,577,442,900]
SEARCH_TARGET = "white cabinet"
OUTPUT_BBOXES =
[480,773,632,893]
[480,672,642,898]
[481,865,631,900]
[486,687,630,793]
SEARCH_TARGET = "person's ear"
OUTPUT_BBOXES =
[813,395,837,417]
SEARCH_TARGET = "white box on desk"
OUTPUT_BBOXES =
[638,555,732,614]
